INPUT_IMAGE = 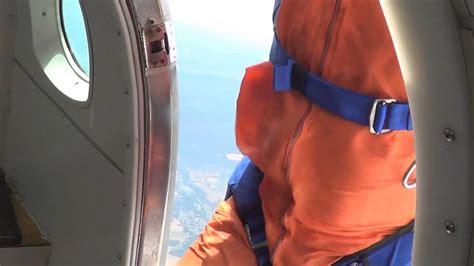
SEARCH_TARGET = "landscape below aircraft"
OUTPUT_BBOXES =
[0,0,473,265]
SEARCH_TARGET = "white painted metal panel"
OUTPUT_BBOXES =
[13,0,135,172]
[2,0,177,264]
[381,1,474,264]
[4,65,128,265]
[0,246,51,266]
[2,0,144,264]
[0,0,16,166]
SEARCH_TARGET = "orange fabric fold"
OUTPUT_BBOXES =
[180,1,415,265]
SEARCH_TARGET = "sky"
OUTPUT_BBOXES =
[166,1,275,264]
[169,0,274,45]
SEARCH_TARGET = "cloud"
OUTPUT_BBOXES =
[225,153,244,162]
[170,219,184,233]
[188,169,223,203]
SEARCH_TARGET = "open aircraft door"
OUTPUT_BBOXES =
[0,0,177,265]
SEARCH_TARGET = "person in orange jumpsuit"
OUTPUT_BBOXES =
[179,0,416,265]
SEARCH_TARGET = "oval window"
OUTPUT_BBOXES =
[61,0,90,76]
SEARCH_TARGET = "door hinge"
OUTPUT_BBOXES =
[142,19,177,69]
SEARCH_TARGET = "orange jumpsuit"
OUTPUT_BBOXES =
[179,1,415,265]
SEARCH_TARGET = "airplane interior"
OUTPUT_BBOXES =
[0,0,473,265]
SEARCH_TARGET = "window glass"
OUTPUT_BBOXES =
[61,0,90,76]
[167,1,274,264]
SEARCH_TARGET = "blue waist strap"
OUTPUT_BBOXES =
[270,36,413,135]
[334,221,414,266]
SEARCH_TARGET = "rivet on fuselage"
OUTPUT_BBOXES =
[445,220,455,234]
[445,128,455,142]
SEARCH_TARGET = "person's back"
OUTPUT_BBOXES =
[179,1,416,265]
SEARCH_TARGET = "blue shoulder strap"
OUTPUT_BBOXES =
[270,36,413,135]
[272,0,282,31]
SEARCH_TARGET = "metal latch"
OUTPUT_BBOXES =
[143,18,177,69]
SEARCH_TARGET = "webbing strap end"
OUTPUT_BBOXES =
[274,60,295,92]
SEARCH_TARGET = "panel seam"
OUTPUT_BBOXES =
[13,58,124,174]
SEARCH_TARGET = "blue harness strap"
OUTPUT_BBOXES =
[226,158,414,266]
[334,222,414,266]
[227,2,414,265]
[270,36,413,135]
[225,157,271,266]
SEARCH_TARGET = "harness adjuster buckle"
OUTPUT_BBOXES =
[244,224,268,250]
[369,99,396,135]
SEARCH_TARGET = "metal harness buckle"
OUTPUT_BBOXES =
[402,160,417,189]
[244,224,268,250]
[369,99,396,135]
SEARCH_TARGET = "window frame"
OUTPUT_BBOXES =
[27,0,94,105]
[58,0,90,83]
